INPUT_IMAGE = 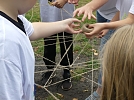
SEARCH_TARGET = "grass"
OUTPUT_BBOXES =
[25,0,97,57]
[87,60,100,69]
[26,0,99,76]
[26,0,99,81]
[25,1,100,99]
[25,2,40,22]
[72,68,87,81]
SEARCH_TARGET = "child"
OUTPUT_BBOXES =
[73,0,117,99]
[40,0,74,90]
[85,0,134,38]
[82,0,134,99]
[101,24,134,100]
[0,0,81,99]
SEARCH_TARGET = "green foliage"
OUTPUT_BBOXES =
[73,68,87,81]
[25,1,97,57]
[73,34,92,56]
[26,0,99,79]
[87,60,100,69]
[25,2,40,22]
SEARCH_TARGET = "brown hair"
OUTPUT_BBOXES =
[101,24,134,100]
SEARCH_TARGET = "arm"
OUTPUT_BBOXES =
[30,18,81,41]
[85,12,134,38]
[104,13,134,29]
[98,11,120,37]
[73,0,108,21]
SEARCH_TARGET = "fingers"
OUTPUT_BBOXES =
[71,23,81,33]
[73,9,80,17]
[51,1,56,6]
[73,9,94,22]
[84,28,104,39]
[97,32,104,38]
[68,23,82,34]
[71,18,81,23]
[52,0,67,8]
[52,2,60,8]
[84,24,96,38]
[77,9,84,17]
[88,14,97,20]
[65,18,82,34]
[73,30,82,34]
[71,23,80,28]
[85,32,95,38]
[81,23,93,33]
[52,3,62,8]
[73,9,88,22]
[97,29,109,38]
[73,8,84,17]
[82,12,88,22]
[91,14,97,20]
[70,28,82,34]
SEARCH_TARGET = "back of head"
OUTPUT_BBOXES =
[101,24,134,100]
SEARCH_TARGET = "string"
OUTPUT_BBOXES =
[31,1,106,99]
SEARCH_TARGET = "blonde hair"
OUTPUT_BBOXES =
[101,24,134,100]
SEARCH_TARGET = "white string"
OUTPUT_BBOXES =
[31,1,104,99]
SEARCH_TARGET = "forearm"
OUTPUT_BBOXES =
[104,13,134,29]
[30,21,65,41]
[30,18,81,41]
[87,0,108,11]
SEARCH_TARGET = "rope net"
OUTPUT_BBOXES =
[26,2,106,100]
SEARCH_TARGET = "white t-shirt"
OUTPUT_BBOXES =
[116,0,134,20]
[0,13,35,100]
[40,0,74,22]
[97,0,118,20]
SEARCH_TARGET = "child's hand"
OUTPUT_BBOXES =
[62,18,82,34]
[73,3,96,21]
[52,0,68,8]
[97,29,109,38]
[84,23,106,38]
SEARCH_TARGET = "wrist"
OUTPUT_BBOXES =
[59,20,66,32]
[103,23,111,29]
[86,3,94,12]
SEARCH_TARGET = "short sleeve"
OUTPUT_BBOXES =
[129,1,134,14]
[116,0,120,11]
[18,15,34,37]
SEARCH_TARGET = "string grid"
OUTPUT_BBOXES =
[26,2,108,100]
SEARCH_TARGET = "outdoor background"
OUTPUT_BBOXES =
[25,0,101,100]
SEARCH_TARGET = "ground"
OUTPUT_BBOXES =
[34,53,100,100]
